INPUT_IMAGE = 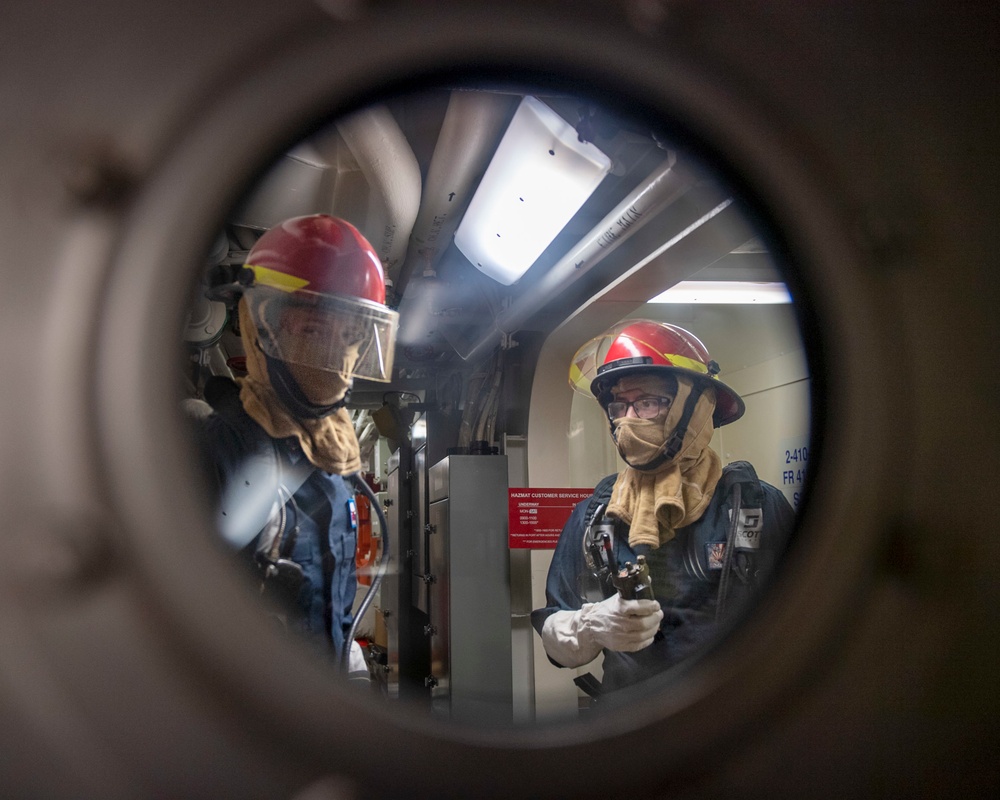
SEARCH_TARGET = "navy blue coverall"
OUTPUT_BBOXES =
[195,378,358,662]
[530,462,795,695]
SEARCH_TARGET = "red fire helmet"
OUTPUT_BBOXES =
[242,215,398,382]
[569,318,745,426]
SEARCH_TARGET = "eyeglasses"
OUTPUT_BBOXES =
[606,395,674,420]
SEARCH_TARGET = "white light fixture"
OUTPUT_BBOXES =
[454,96,612,285]
[649,281,792,304]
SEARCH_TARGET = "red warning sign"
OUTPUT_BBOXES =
[508,488,594,549]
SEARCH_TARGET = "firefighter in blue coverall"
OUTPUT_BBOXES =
[196,215,398,669]
[531,320,795,698]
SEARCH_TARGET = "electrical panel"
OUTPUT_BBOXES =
[427,454,513,724]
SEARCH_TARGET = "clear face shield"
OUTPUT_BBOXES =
[248,286,398,382]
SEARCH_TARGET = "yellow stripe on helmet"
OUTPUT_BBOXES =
[247,264,310,293]
[664,353,710,374]
[624,331,712,376]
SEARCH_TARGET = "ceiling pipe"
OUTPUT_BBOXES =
[456,154,705,362]
[229,143,329,230]
[332,105,422,288]
[395,90,517,346]
[357,420,378,453]
[397,90,517,293]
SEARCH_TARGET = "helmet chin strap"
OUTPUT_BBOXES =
[611,383,704,472]
[264,351,350,420]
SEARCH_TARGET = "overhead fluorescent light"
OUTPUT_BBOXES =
[454,96,612,285]
[649,281,792,304]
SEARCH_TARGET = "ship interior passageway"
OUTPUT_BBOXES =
[180,84,811,726]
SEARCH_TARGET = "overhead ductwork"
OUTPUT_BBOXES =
[229,106,422,293]
[395,90,516,348]
[330,105,422,288]
[457,155,710,362]
[398,90,517,290]
[229,143,329,230]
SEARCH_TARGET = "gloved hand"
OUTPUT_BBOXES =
[540,594,663,668]
[579,594,663,652]
[347,639,370,682]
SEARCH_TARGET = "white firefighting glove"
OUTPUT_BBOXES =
[347,639,370,682]
[540,594,663,668]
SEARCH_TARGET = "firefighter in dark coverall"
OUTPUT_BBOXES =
[196,214,398,671]
[531,319,795,699]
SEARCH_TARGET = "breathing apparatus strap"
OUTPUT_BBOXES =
[712,462,766,618]
[584,474,620,529]
[264,351,350,420]
[577,476,621,604]
[715,481,742,620]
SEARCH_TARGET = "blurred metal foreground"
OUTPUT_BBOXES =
[0,1,997,798]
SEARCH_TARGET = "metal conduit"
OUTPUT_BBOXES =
[335,105,423,285]
[457,154,706,362]
[396,90,517,292]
